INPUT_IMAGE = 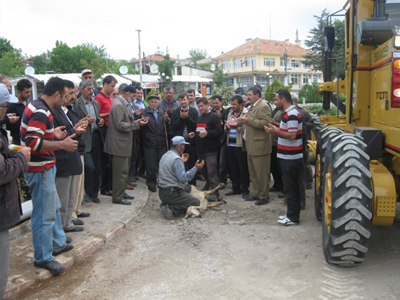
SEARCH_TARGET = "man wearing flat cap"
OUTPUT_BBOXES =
[104,85,148,205]
[158,136,204,219]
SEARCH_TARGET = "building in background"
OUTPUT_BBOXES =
[215,36,323,93]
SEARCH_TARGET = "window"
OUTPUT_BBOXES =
[222,60,231,70]
[291,60,301,68]
[245,56,256,67]
[302,62,311,69]
[280,58,285,67]
[263,58,275,67]
[224,78,234,87]
[313,74,322,82]
[239,76,253,87]
[234,58,242,69]
[177,66,182,75]
[303,74,311,84]
[291,74,300,85]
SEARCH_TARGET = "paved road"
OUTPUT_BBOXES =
[12,185,400,300]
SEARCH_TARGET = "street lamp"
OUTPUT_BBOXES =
[266,73,272,88]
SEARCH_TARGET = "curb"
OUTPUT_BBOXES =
[4,188,149,299]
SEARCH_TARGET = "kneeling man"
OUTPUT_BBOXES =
[158,136,204,219]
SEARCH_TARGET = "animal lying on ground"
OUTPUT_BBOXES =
[185,184,226,219]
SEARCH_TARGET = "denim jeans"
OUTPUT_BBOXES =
[25,167,66,263]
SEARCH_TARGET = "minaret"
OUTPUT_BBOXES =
[295,29,302,47]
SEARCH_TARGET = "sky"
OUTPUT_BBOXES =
[0,0,343,61]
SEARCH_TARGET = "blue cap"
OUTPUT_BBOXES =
[171,136,189,145]
[0,83,10,105]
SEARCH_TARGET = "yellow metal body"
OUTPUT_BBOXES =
[317,0,400,227]
[370,161,397,226]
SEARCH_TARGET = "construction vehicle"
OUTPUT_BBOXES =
[314,0,400,266]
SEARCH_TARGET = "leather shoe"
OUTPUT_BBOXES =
[148,186,157,192]
[101,190,112,196]
[225,190,241,196]
[83,194,92,203]
[65,226,84,233]
[242,191,249,199]
[53,244,74,256]
[126,184,135,190]
[255,199,269,205]
[34,260,65,275]
[77,212,90,218]
[92,197,101,204]
[66,236,73,244]
[72,218,84,226]
[245,195,260,201]
[113,199,132,205]
[269,186,282,192]
[124,193,135,200]
[127,182,138,187]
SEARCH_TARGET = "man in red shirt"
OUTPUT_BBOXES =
[95,75,117,196]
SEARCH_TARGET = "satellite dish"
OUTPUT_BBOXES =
[119,66,128,75]
[25,66,35,76]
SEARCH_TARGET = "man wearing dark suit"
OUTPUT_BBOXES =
[74,80,105,204]
[142,95,168,192]
[170,92,198,185]
[104,86,147,205]
[238,86,272,205]
[51,80,86,233]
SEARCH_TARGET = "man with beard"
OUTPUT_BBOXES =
[21,77,79,274]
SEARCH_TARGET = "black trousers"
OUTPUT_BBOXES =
[84,130,102,199]
[271,145,283,191]
[280,158,305,223]
[218,144,228,184]
[144,147,166,189]
[100,126,112,192]
[227,146,249,193]
[128,134,140,181]
[184,144,197,186]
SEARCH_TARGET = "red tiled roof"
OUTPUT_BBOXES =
[215,38,311,59]
[132,54,175,63]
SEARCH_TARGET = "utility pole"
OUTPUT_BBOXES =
[136,29,142,86]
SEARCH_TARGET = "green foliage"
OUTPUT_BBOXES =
[298,81,322,103]
[212,65,226,87]
[156,54,174,82]
[303,9,346,78]
[31,53,49,74]
[264,78,291,101]
[0,49,24,77]
[0,37,14,58]
[306,104,337,116]
[197,62,211,70]
[212,84,235,106]
[189,48,208,66]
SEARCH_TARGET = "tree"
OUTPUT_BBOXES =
[303,10,345,78]
[212,85,235,106]
[212,65,226,87]
[189,48,207,66]
[298,81,322,103]
[0,49,24,77]
[31,53,49,74]
[0,37,14,58]
[197,62,211,70]
[264,78,291,101]
[156,54,174,82]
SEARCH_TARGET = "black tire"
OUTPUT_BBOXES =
[322,134,372,266]
[314,127,344,221]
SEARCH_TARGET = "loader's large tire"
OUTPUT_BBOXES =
[321,134,372,266]
[314,127,344,221]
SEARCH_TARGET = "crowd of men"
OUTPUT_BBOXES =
[0,70,313,297]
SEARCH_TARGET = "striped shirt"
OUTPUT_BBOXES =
[20,98,56,172]
[277,105,303,160]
